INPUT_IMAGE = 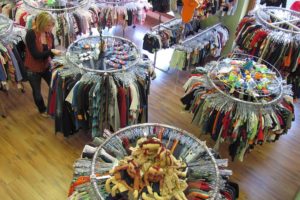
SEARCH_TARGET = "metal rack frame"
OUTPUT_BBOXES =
[150,17,181,32]
[150,17,182,73]
[90,123,221,200]
[65,35,141,74]
[0,14,14,118]
[23,0,90,13]
[175,23,223,72]
[94,0,145,37]
[180,23,222,45]
[95,0,137,6]
[23,0,91,47]
[207,53,284,106]
[255,6,300,34]
[149,21,223,74]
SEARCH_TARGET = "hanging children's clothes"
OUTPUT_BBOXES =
[236,15,300,73]
[95,0,150,28]
[169,49,187,70]
[169,24,229,70]
[181,59,295,161]
[48,59,155,138]
[142,33,162,53]
[180,0,239,23]
[97,6,137,29]
[236,14,300,98]
[143,18,202,53]
[12,1,99,47]
[12,0,150,47]
[0,16,27,91]
[67,124,239,200]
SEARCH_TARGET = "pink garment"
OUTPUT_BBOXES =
[290,1,300,11]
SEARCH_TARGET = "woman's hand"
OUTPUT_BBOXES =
[51,49,62,56]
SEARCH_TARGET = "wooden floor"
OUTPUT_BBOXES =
[1,15,300,200]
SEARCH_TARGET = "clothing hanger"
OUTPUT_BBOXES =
[112,75,121,88]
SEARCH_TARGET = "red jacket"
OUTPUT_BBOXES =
[290,1,300,11]
[24,30,54,72]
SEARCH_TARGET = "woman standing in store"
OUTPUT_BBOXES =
[24,12,61,116]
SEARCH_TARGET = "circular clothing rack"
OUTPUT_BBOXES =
[90,123,221,200]
[181,54,294,162]
[0,14,13,38]
[207,53,284,106]
[66,35,141,74]
[255,6,300,34]
[23,0,90,13]
[95,0,137,6]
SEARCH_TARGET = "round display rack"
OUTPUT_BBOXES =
[255,6,300,34]
[90,123,221,200]
[95,0,137,5]
[66,35,141,73]
[23,0,90,12]
[207,53,284,106]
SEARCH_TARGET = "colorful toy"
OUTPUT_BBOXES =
[216,59,277,99]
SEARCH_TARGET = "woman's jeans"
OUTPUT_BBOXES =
[27,70,51,113]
